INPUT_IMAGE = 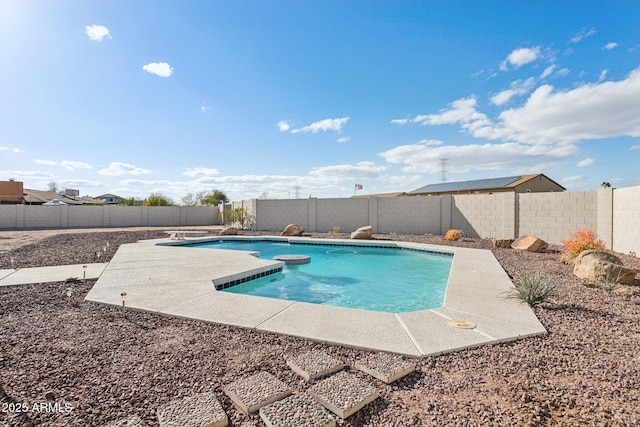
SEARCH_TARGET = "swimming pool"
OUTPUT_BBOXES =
[192,240,453,313]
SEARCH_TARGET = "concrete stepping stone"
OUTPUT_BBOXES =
[156,392,228,427]
[355,352,416,383]
[286,350,345,380]
[223,371,292,414]
[259,392,336,427]
[308,371,378,419]
[103,415,146,427]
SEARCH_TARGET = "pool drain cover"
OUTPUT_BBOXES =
[448,319,476,329]
[273,254,311,265]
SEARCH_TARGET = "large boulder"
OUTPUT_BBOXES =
[351,225,373,240]
[511,235,548,253]
[219,227,238,236]
[281,224,305,236]
[493,238,515,248]
[573,250,637,285]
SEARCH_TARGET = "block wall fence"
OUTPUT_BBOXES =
[245,186,639,254]
[0,205,220,229]
[1,186,638,254]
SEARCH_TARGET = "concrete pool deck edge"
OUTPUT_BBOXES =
[84,236,547,357]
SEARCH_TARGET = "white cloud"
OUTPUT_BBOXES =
[630,145,640,151]
[490,77,536,106]
[336,136,351,143]
[200,104,210,113]
[35,159,57,166]
[1,146,21,153]
[390,118,410,125]
[85,25,111,41]
[556,68,570,77]
[571,28,596,44]
[290,117,349,134]
[604,42,618,50]
[497,66,640,144]
[379,142,577,174]
[577,158,594,167]
[182,167,220,177]
[540,65,556,79]
[98,162,151,176]
[309,161,386,179]
[142,62,173,78]
[402,65,640,146]
[61,160,92,171]
[418,139,443,146]
[277,120,291,132]
[500,47,541,71]
[598,69,608,82]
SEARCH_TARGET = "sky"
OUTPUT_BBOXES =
[1,1,639,203]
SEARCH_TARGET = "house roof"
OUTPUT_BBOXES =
[409,174,565,195]
[23,189,84,205]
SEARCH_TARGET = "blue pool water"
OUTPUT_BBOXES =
[194,240,453,313]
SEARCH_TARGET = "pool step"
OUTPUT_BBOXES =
[259,392,336,427]
[355,352,416,383]
[308,371,379,419]
[223,371,292,414]
[286,350,346,380]
[156,392,228,427]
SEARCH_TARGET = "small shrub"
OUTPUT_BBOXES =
[508,270,556,307]
[561,229,605,264]
[444,229,462,241]
[600,278,619,292]
[332,226,340,234]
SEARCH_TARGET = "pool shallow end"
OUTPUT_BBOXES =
[85,236,547,357]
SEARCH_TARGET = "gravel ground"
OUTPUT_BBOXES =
[1,229,639,426]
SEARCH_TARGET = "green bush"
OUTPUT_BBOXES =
[222,207,254,230]
[508,270,556,307]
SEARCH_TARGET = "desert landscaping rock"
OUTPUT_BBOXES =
[355,353,416,384]
[259,392,335,427]
[281,224,305,236]
[104,415,147,427]
[286,350,345,381]
[223,371,291,414]
[1,228,639,426]
[511,234,549,252]
[350,225,373,240]
[308,371,378,419]
[573,249,638,285]
[156,392,228,427]
[219,227,238,236]
[492,238,515,248]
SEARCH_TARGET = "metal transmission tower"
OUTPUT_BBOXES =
[438,158,449,183]
[293,185,301,199]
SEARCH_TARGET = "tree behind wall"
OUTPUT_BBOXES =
[144,193,175,206]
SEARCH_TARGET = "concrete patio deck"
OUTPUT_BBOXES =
[81,236,546,357]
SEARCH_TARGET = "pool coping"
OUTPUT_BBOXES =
[85,236,546,357]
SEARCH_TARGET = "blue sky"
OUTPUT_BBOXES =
[1,1,639,202]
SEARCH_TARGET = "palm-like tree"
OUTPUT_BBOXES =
[601,182,611,188]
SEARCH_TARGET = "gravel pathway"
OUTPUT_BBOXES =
[1,229,639,426]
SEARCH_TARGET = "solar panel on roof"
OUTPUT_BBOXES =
[411,176,521,194]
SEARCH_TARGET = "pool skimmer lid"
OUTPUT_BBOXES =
[448,319,476,329]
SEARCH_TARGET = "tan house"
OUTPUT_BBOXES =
[0,179,24,204]
[408,174,565,196]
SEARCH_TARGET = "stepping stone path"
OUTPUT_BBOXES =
[259,392,336,427]
[286,350,345,380]
[103,415,146,427]
[355,352,416,384]
[223,371,292,414]
[308,371,379,419]
[156,392,228,427]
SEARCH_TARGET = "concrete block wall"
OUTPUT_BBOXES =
[0,206,220,229]
[451,193,515,239]
[377,196,443,235]
[612,186,640,255]
[254,199,310,231]
[517,191,598,244]
[316,198,369,233]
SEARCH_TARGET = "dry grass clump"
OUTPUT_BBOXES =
[560,229,606,264]
[444,229,462,241]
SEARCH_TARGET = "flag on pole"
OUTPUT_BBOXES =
[355,184,363,190]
